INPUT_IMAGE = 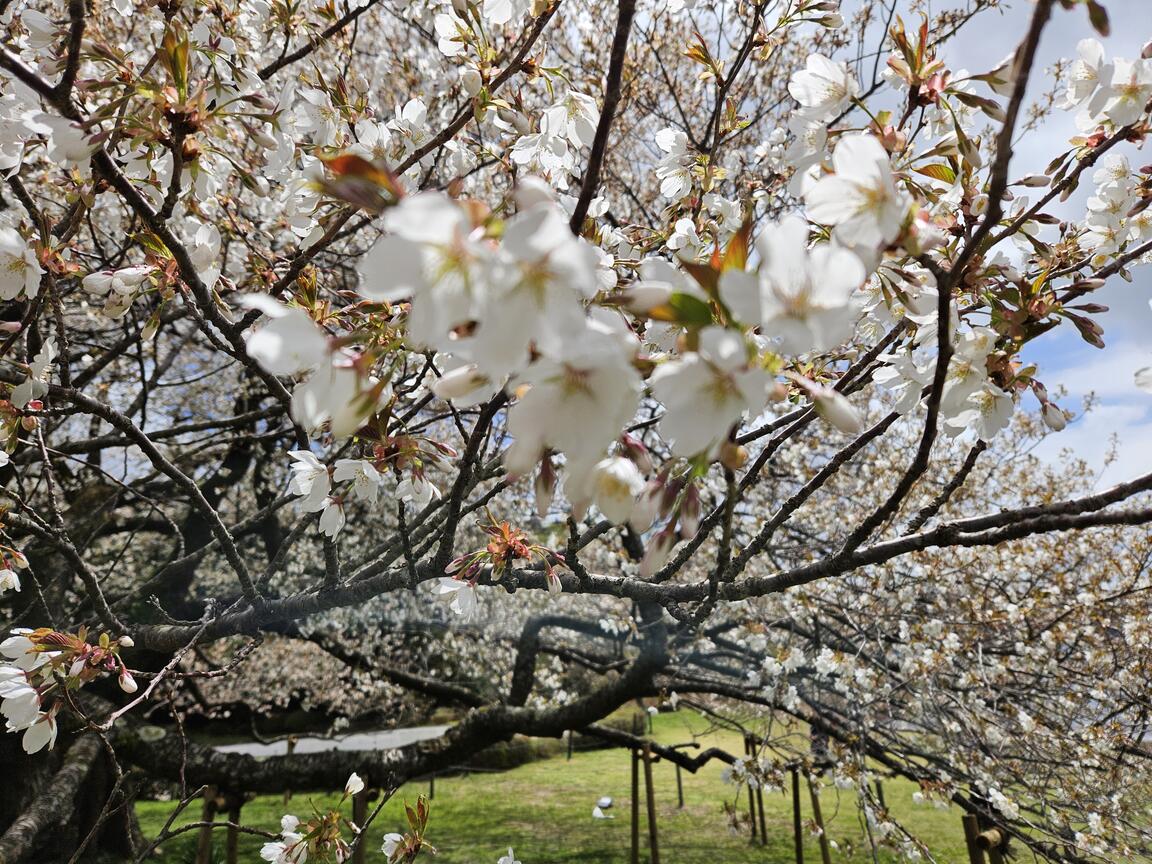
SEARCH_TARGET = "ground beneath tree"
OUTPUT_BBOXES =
[137,712,972,863]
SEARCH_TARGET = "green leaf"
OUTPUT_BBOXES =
[648,292,715,327]
[913,163,957,183]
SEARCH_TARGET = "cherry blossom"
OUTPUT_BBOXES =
[241,296,329,377]
[788,54,859,120]
[654,127,694,200]
[718,216,867,354]
[11,338,56,409]
[581,456,646,524]
[0,228,42,300]
[0,570,19,595]
[1063,38,1109,109]
[435,577,478,618]
[287,451,331,511]
[805,134,909,248]
[944,381,1014,442]
[333,460,384,504]
[503,318,643,480]
[649,327,770,457]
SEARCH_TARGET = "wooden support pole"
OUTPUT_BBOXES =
[194,786,218,864]
[961,814,985,864]
[756,779,768,846]
[745,736,757,841]
[224,797,243,864]
[675,763,684,809]
[567,730,574,761]
[642,743,660,864]
[631,749,640,864]
[283,738,297,805]
[807,776,832,864]
[791,768,804,864]
[351,790,369,864]
[428,773,435,800]
[874,780,886,810]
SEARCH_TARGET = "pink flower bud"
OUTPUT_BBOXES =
[118,670,138,694]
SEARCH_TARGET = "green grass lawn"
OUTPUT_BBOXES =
[136,711,972,863]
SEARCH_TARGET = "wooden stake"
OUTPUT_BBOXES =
[961,814,985,864]
[675,763,684,809]
[631,749,640,864]
[642,743,660,864]
[194,786,218,864]
[351,790,369,864]
[874,780,886,810]
[224,795,243,864]
[791,768,804,864]
[283,738,297,805]
[756,780,768,846]
[807,776,832,864]
[745,736,758,841]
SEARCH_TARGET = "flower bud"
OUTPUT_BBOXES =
[1068,279,1105,293]
[1041,402,1067,432]
[345,772,366,797]
[117,635,134,648]
[118,670,138,694]
[460,67,483,97]
[430,364,488,402]
[813,388,862,434]
[1014,174,1050,188]
[719,440,748,471]
[619,432,654,475]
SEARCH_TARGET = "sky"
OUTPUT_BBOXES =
[934,0,1151,484]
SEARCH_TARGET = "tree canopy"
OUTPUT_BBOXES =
[0,0,1151,860]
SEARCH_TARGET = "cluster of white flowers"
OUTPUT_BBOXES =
[0,631,56,754]
[0,628,138,754]
[1080,153,1152,263]
[260,814,310,864]
[1064,39,1152,128]
[654,127,694,200]
[510,91,600,187]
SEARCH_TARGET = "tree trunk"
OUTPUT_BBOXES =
[0,733,141,864]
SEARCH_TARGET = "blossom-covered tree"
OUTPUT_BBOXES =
[0,0,1151,859]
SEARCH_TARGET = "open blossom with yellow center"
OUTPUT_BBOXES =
[0,227,42,301]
